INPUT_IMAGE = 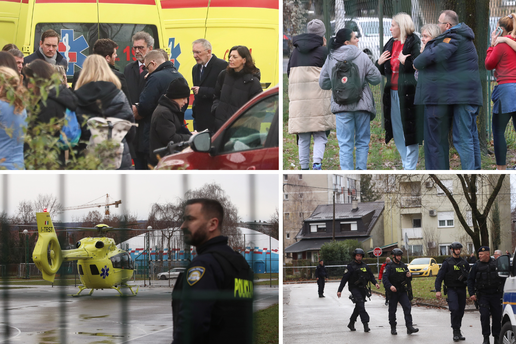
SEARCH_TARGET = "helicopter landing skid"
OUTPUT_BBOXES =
[72,285,94,297]
[113,284,139,297]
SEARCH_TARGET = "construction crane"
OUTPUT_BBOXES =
[59,194,122,216]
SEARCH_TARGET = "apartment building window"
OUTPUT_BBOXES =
[438,211,454,228]
[340,222,358,231]
[284,194,289,201]
[408,245,423,255]
[310,223,326,233]
[286,232,290,239]
[285,213,290,220]
[413,219,422,228]
[466,210,473,226]
[283,175,288,181]
[299,212,303,218]
[286,252,292,258]
[439,244,451,255]
[437,180,453,195]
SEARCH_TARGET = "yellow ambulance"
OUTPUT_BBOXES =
[0,0,279,129]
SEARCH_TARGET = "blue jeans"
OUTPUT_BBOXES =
[335,111,370,170]
[424,105,480,170]
[391,90,419,170]
[492,112,516,165]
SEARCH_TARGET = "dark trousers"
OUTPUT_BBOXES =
[478,293,503,337]
[134,151,149,170]
[424,105,453,170]
[388,290,412,326]
[492,111,516,165]
[317,278,325,296]
[350,288,369,324]
[447,287,466,330]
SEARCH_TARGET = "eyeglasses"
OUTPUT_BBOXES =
[192,49,207,55]
[143,61,155,70]
[133,46,146,51]
[438,21,449,26]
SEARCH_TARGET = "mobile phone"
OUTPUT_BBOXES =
[496,27,503,36]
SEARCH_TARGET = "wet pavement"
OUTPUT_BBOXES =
[0,282,278,343]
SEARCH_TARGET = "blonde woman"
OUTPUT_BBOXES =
[486,14,516,169]
[74,54,135,170]
[376,13,422,170]
[0,66,27,169]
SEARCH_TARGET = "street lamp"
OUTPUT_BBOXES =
[22,229,29,279]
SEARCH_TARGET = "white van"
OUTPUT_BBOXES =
[496,254,515,342]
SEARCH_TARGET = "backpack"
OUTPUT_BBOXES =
[86,117,136,169]
[330,55,363,105]
[57,109,81,150]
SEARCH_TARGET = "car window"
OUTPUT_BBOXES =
[34,23,159,77]
[220,94,278,153]
[359,21,392,37]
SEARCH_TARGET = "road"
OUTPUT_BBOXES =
[0,283,278,343]
[284,282,484,344]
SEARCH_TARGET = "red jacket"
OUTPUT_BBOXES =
[379,262,388,280]
[485,36,516,84]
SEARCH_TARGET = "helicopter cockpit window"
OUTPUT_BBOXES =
[111,252,133,269]
[78,264,84,275]
[90,265,100,275]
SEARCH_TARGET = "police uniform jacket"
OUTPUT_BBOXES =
[315,264,328,279]
[435,256,470,292]
[383,261,411,291]
[467,257,503,296]
[338,260,377,292]
[172,236,253,344]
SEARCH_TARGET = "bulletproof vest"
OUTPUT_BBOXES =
[475,258,501,291]
[348,261,369,288]
[444,257,469,288]
[388,261,408,289]
[172,248,254,344]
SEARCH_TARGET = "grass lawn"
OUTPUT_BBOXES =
[255,273,279,279]
[375,276,438,299]
[255,304,279,344]
[283,74,516,170]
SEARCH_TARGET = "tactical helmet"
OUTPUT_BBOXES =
[450,242,463,250]
[391,248,403,256]
[353,248,365,257]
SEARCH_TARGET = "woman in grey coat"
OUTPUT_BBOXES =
[319,28,381,170]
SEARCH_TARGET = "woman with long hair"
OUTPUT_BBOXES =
[0,66,27,169]
[74,54,135,170]
[485,14,516,169]
[376,12,422,170]
[319,28,381,170]
[212,45,262,132]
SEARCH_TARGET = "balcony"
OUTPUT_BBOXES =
[400,196,421,208]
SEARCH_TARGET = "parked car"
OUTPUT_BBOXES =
[157,267,185,280]
[408,257,440,277]
[155,86,279,170]
[492,253,513,342]
[331,17,392,62]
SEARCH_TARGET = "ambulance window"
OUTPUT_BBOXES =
[34,23,159,78]
[220,94,278,153]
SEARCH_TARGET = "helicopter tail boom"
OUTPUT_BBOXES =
[33,212,63,282]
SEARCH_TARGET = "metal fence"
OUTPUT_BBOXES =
[283,0,516,141]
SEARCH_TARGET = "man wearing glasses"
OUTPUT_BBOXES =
[413,10,482,170]
[191,39,227,132]
[124,31,153,169]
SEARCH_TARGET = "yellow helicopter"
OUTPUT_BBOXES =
[32,211,139,297]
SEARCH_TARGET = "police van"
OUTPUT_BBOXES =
[495,253,516,343]
[0,0,279,130]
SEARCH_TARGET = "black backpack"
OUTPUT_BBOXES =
[330,55,363,105]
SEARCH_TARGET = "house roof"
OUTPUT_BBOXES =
[285,237,370,253]
[295,201,384,240]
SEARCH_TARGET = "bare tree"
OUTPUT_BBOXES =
[268,208,279,240]
[422,225,440,257]
[34,194,64,216]
[429,174,506,252]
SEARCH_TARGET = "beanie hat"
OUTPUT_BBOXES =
[307,19,326,37]
[166,77,190,99]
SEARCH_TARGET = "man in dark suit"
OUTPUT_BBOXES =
[124,31,153,169]
[24,29,68,69]
[191,39,227,132]
[71,39,131,103]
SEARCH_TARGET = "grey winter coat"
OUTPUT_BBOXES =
[319,44,381,119]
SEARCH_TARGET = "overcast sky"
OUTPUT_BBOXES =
[0,173,279,222]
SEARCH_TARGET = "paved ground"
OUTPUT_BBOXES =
[284,282,486,344]
[0,283,278,343]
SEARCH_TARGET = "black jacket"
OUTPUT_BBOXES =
[123,60,147,106]
[149,95,192,166]
[287,33,328,76]
[383,261,411,291]
[212,69,262,132]
[74,81,136,170]
[338,260,377,292]
[72,64,131,104]
[192,54,228,132]
[435,257,470,291]
[376,34,423,146]
[315,264,328,279]
[37,85,78,126]
[138,61,185,154]
[24,48,68,70]
[172,236,253,344]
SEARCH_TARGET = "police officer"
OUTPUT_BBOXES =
[383,248,419,335]
[315,259,328,298]
[337,248,380,332]
[435,241,470,342]
[467,246,504,344]
[172,198,254,344]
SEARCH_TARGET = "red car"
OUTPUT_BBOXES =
[155,86,279,170]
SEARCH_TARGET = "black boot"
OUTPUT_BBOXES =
[347,321,356,331]
[407,325,419,334]
[458,331,465,340]
[363,323,370,332]
[482,335,490,344]
[390,324,397,335]
[453,329,460,342]
[493,336,498,344]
